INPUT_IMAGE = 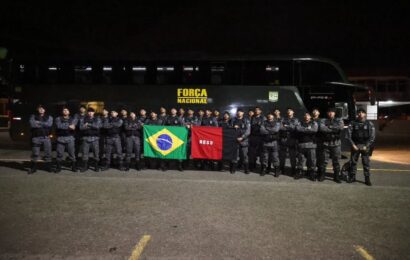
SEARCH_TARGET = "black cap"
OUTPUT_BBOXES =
[237,108,244,112]
[223,111,230,115]
[357,108,366,114]
[36,104,45,109]
[79,105,87,109]
[87,107,95,112]
[327,107,336,112]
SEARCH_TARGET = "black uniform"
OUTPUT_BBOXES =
[74,112,86,161]
[54,115,77,172]
[259,119,281,176]
[124,117,143,170]
[317,117,344,182]
[102,116,124,170]
[99,115,109,162]
[279,117,300,175]
[184,115,199,163]
[200,115,219,170]
[28,114,53,173]
[249,115,266,170]
[231,117,251,173]
[296,120,318,180]
[79,116,102,172]
[347,119,376,185]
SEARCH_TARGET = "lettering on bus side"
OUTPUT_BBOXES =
[177,88,208,104]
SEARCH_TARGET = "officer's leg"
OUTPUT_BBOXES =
[290,146,298,176]
[125,137,132,171]
[260,145,268,174]
[331,146,341,183]
[28,139,41,174]
[91,140,100,172]
[317,146,327,181]
[295,148,304,179]
[279,145,287,173]
[55,142,64,173]
[272,143,280,177]
[80,140,90,172]
[229,145,239,174]
[43,138,53,172]
[307,148,316,181]
[241,145,249,174]
[104,138,113,170]
[67,140,76,172]
[135,137,141,170]
[114,138,124,170]
[348,149,360,182]
[362,150,372,186]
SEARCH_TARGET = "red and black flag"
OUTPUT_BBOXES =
[191,126,237,160]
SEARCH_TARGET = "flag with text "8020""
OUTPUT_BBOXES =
[143,125,188,160]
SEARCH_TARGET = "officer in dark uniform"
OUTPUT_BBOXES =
[145,111,164,170]
[159,107,168,122]
[317,107,344,183]
[164,108,184,171]
[347,109,376,186]
[213,109,223,125]
[217,111,233,171]
[54,107,77,173]
[311,108,321,177]
[200,108,219,170]
[28,104,53,174]
[231,109,251,174]
[183,108,198,168]
[120,108,129,155]
[197,109,205,125]
[138,108,148,124]
[246,108,254,122]
[178,108,185,123]
[74,105,87,163]
[124,111,143,171]
[279,108,300,176]
[260,113,281,176]
[99,108,109,165]
[101,109,124,171]
[295,112,318,180]
[249,107,266,172]
[273,108,281,121]
[79,107,102,172]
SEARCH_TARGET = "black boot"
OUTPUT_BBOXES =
[101,161,110,171]
[178,161,184,172]
[45,162,53,173]
[244,163,249,174]
[309,170,316,181]
[279,166,285,176]
[217,161,223,171]
[317,170,325,182]
[135,160,141,171]
[55,161,62,173]
[333,171,341,183]
[273,166,279,177]
[260,166,266,176]
[118,160,124,171]
[294,169,302,179]
[365,176,372,186]
[229,162,236,174]
[124,161,130,171]
[80,161,88,173]
[27,161,37,174]
[71,161,77,172]
[291,168,297,177]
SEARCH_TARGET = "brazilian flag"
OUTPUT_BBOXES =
[143,125,188,160]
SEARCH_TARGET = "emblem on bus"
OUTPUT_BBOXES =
[268,91,279,102]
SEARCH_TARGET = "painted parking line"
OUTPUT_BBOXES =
[354,245,375,260]
[129,235,151,260]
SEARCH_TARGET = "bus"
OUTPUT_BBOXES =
[5,55,369,142]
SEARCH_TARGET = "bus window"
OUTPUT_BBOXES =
[182,65,203,84]
[131,66,147,85]
[101,66,113,84]
[210,62,242,85]
[156,66,177,85]
[298,61,343,86]
[243,61,293,86]
[46,66,61,84]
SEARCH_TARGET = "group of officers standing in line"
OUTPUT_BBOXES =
[27,103,375,186]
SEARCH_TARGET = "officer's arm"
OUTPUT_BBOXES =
[79,119,87,130]
[71,118,78,127]
[43,116,53,127]
[366,122,376,147]
[102,118,112,129]
[272,122,281,133]
[309,122,319,133]
[29,115,41,128]
[91,118,102,129]
[112,119,123,128]
[319,120,332,133]
[242,123,251,139]
[347,124,356,146]
[259,124,269,135]
[214,118,219,127]
[55,118,68,129]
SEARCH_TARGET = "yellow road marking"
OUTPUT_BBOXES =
[128,235,151,260]
[354,245,375,260]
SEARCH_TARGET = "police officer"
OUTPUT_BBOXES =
[273,108,281,121]
[231,109,251,174]
[28,104,53,174]
[247,108,254,122]
[178,108,185,122]
[217,111,233,171]
[295,112,318,180]
[74,105,87,162]
[120,107,129,155]
[184,108,198,168]
[311,108,321,177]
[200,108,219,170]
[79,107,101,172]
[101,109,124,171]
[279,108,300,176]
[312,108,320,122]
[213,109,223,125]
[159,107,168,122]
[260,113,281,176]
[99,108,109,165]
[124,111,143,171]
[317,107,344,183]
[249,107,266,171]
[145,111,164,170]
[54,107,77,173]
[197,109,205,125]
[139,108,148,124]
[347,109,376,186]
[164,108,184,171]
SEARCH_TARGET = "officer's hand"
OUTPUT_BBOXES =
[234,125,239,129]
[186,125,191,129]
[352,144,359,151]
[69,125,75,130]
[361,146,367,151]
[237,137,243,142]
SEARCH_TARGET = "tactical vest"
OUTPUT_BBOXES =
[126,119,141,137]
[107,118,121,137]
[82,117,100,137]
[322,119,341,142]
[233,118,248,136]
[166,116,180,126]
[56,117,75,137]
[298,121,316,144]
[201,116,216,126]
[263,121,279,141]
[352,120,371,144]
[31,114,51,137]
[251,116,264,135]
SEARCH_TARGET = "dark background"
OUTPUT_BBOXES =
[1,1,409,68]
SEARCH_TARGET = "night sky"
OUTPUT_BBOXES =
[1,1,409,68]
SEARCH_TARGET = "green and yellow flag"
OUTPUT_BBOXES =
[143,125,188,159]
